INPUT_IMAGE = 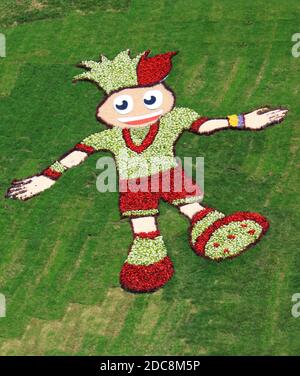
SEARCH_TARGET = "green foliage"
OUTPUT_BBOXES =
[0,0,299,355]
[74,50,142,94]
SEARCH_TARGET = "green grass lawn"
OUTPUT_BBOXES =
[0,0,299,355]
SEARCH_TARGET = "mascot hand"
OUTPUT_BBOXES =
[6,175,56,201]
[245,107,288,130]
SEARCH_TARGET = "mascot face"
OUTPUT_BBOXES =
[97,83,175,128]
[75,50,178,128]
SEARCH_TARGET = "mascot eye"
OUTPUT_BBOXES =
[143,90,163,109]
[113,95,133,114]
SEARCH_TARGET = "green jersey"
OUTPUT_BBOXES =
[82,107,200,180]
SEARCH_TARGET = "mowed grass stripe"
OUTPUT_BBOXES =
[259,52,300,353]
[0,287,135,355]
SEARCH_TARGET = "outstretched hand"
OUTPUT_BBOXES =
[245,107,288,130]
[5,175,55,201]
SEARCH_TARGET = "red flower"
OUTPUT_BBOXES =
[120,256,174,292]
[122,122,159,154]
[190,117,209,133]
[134,230,160,239]
[191,208,214,225]
[137,50,177,86]
[74,143,95,155]
[193,212,269,257]
[42,168,62,180]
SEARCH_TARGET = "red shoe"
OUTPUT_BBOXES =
[189,208,269,261]
[120,235,174,293]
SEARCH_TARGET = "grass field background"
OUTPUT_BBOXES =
[0,0,299,355]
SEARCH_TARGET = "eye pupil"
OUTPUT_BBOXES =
[144,96,156,105]
[143,90,162,110]
[116,100,128,110]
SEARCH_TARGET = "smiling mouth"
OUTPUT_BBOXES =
[118,110,163,125]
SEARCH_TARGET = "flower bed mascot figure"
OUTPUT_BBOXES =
[6,50,288,293]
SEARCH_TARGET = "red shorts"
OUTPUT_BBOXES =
[119,164,203,217]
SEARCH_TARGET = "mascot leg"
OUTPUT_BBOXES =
[120,216,174,293]
[180,203,270,261]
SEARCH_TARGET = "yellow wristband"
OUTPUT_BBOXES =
[227,114,239,127]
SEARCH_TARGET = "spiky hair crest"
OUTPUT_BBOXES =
[74,50,142,94]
